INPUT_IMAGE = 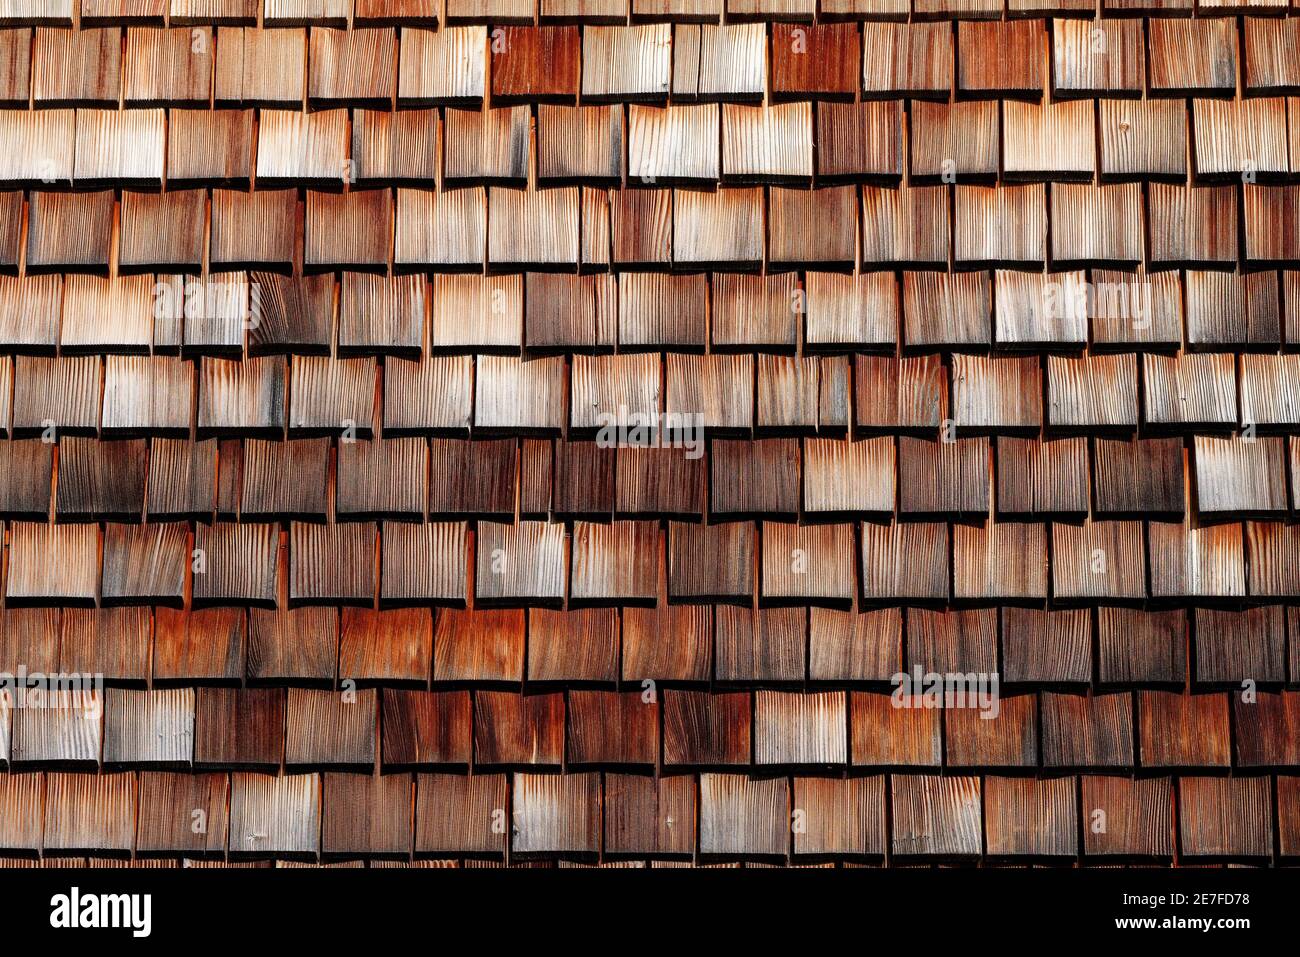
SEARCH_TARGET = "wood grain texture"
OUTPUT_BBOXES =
[673,187,762,265]
[804,273,893,347]
[337,607,432,683]
[103,688,195,766]
[672,24,763,100]
[475,520,565,602]
[569,521,657,604]
[714,605,804,681]
[984,776,1076,857]
[1235,691,1300,766]
[57,437,146,519]
[1179,776,1272,858]
[322,772,412,856]
[621,603,712,682]
[1148,520,1245,598]
[952,354,1042,427]
[381,689,471,767]
[1148,18,1236,93]
[491,26,579,101]
[958,187,1046,266]
[308,26,396,104]
[891,775,980,857]
[398,26,485,103]
[413,773,505,854]
[153,607,245,682]
[228,772,320,855]
[192,686,282,764]
[526,608,617,682]
[123,26,213,104]
[915,100,993,180]
[1249,521,1300,597]
[101,522,187,604]
[902,273,989,347]
[1186,270,1279,345]
[284,687,376,768]
[604,773,695,855]
[1003,100,1094,178]
[666,353,752,429]
[26,190,114,268]
[898,436,988,515]
[567,690,656,764]
[793,776,884,856]
[1081,776,1173,857]
[1098,607,1184,685]
[1046,353,1137,427]
[59,607,151,681]
[474,355,565,431]
[473,691,563,765]
[11,688,101,765]
[862,185,948,265]
[952,521,1047,600]
[699,772,787,856]
[771,22,859,97]
[1195,605,1285,685]
[582,24,670,99]
[136,771,227,855]
[1139,691,1230,767]
[1194,435,1287,514]
[1053,17,1144,95]
[945,694,1036,768]
[6,522,98,604]
[1041,691,1133,767]
[1094,437,1183,516]
[433,608,524,682]
[1143,353,1236,426]
[628,104,719,181]
[192,522,279,605]
[761,521,855,602]
[810,608,899,682]
[32,26,121,104]
[817,100,901,178]
[43,773,134,852]
[860,521,947,600]
[711,438,799,514]
[861,21,951,95]
[754,690,846,764]
[722,102,812,180]
[210,189,298,267]
[216,25,305,104]
[512,771,599,853]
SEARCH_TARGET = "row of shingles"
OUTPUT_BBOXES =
[5,18,1299,107]
[6,270,1300,359]
[0,599,1297,689]
[8,508,1300,605]
[3,94,1296,189]
[3,96,1295,188]
[0,766,1292,861]
[6,681,1300,767]
[18,0,1300,28]
[0,429,1298,516]
[13,182,1300,271]
[29,168,1300,272]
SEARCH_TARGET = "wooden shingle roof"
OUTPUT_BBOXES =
[0,7,1290,873]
